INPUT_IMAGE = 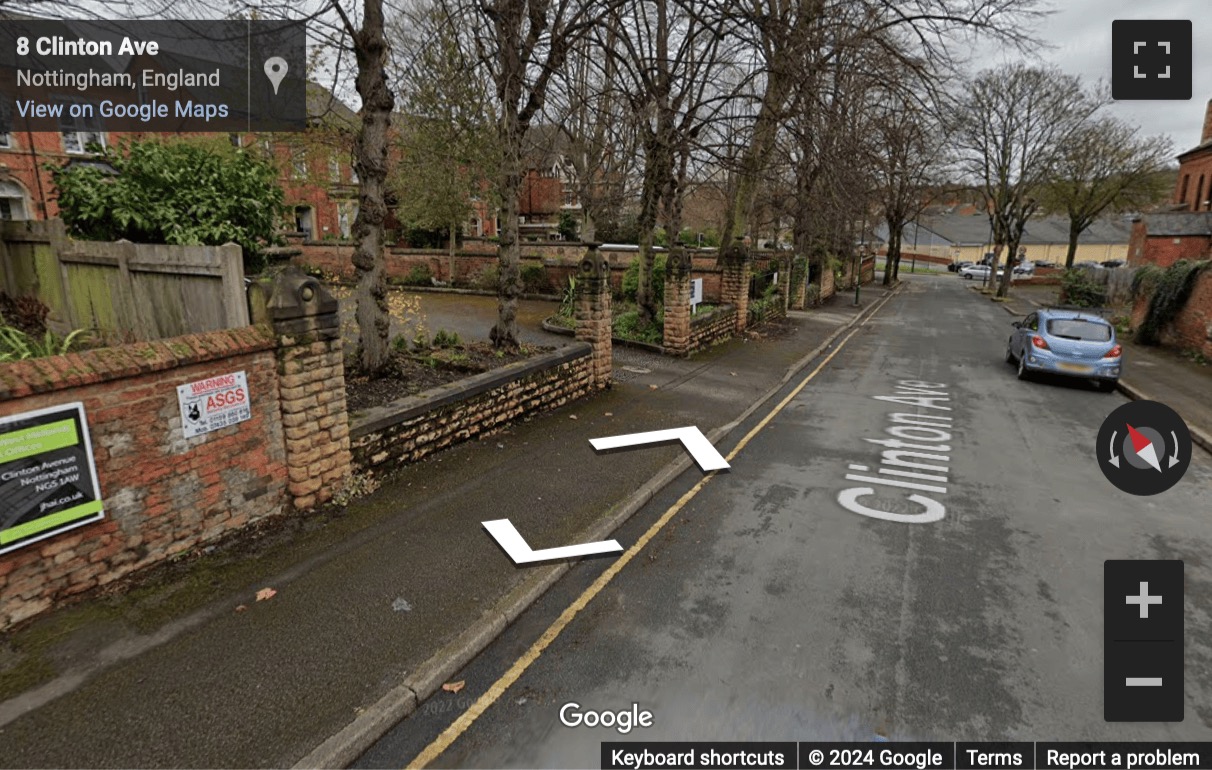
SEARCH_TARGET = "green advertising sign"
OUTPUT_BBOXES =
[0,403,104,554]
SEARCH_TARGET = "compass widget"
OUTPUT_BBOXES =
[1097,401,1192,496]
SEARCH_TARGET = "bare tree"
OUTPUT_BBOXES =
[869,95,946,285]
[1039,116,1173,268]
[954,64,1098,297]
[717,0,1044,250]
[434,0,620,349]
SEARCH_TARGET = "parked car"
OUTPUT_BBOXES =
[948,260,974,272]
[1012,261,1034,275]
[1005,308,1122,391]
[1034,261,1058,269]
[1101,259,1126,269]
[959,264,990,280]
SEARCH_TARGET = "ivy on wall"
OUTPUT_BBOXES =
[1132,259,1210,346]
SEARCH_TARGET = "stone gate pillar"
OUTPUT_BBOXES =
[662,247,692,356]
[575,243,612,389]
[790,256,808,310]
[268,267,353,509]
[778,255,792,311]
[720,238,752,333]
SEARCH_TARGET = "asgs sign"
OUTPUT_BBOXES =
[177,371,251,439]
[0,403,104,554]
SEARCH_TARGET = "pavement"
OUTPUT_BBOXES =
[0,287,898,768]
[983,281,1212,455]
[352,274,1212,769]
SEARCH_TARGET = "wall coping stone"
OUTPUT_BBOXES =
[690,304,737,328]
[0,325,276,401]
[350,342,592,438]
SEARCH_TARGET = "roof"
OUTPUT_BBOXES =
[306,81,358,128]
[1177,138,1212,160]
[1140,211,1212,237]
[874,213,1133,247]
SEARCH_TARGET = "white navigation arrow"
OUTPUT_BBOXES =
[1169,431,1182,468]
[589,426,731,472]
[1109,430,1121,468]
[482,519,622,565]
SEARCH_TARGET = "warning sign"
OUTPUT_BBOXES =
[177,371,251,438]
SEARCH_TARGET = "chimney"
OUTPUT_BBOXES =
[1203,99,1212,144]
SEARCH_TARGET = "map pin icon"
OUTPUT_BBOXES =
[264,56,288,95]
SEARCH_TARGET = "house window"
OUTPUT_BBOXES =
[329,157,341,183]
[337,202,357,239]
[0,181,29,220]
[291,149,307,179]
[1197,176,1205,213]
[59,102,105,154]
[0,133,10,149]
[229,133,242,148]
[1180,174,1191,205]
[349,160,358,184]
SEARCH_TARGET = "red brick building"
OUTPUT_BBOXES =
[0,82,502,246]
[1129,99,1212,267]
[1173,99,1212,212]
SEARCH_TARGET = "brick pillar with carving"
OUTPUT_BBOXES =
[575,243,612,388]
[269,267,353,509]
[720,238,752,333]
[662,247,692,356]
[790,256,808,310]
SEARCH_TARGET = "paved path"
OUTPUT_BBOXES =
[356,275,1212,768]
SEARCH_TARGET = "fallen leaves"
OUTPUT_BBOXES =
[604,412,613,417]
[235,604,248,613]
[391,597,413,612]
[569,414,578,420]
[649,384,659,390]
[442,680,466,693]
[255,587,277,602]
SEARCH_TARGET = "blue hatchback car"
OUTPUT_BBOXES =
[1006,308,1122,391]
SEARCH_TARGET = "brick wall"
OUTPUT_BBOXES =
[0,328,289,628]
[688,306,738,352]
[1139,236,1212,269]
[1131,268,1212,357]
[350,345,593,470]
[290,243,729,301]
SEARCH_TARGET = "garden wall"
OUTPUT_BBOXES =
[289,242,732,301]
[1130,268,1212,358]
[350,343,594,471]
[688,306,738,352]
[0,327,289,629]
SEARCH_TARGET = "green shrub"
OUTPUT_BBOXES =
[400,264,433,286]
[472,264,499,291]
[0,324,88,362]
[805,284,821,307]
[620,254,667,304]
[612,308,663,344]
[559,276,577,318]
[520,264,549,293]
[1060,269,1107,308]
[432,329,460,348]
[1135,260,1209,346]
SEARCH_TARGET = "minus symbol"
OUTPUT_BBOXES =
[1126,678,1163,687]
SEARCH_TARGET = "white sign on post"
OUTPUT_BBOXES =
[178,371,251,438]
[690,278,704,314]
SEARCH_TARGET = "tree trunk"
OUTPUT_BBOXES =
[1065,222,1080,268]
[882,224,898,286]
[350,0,395,375]
[492,110,523,349]
[996,238,1019,297]
[634,136,667,325]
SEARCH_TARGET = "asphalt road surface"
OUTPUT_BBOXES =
[356,275,1212,769]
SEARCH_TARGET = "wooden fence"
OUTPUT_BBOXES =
[0,220,247,340]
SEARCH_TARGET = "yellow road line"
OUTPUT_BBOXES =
[407,300,889,769]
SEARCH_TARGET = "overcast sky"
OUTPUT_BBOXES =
[989,0,1212,155]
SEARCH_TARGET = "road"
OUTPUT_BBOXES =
[356,274,1212,769]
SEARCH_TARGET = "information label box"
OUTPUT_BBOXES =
[0,19,306,133]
